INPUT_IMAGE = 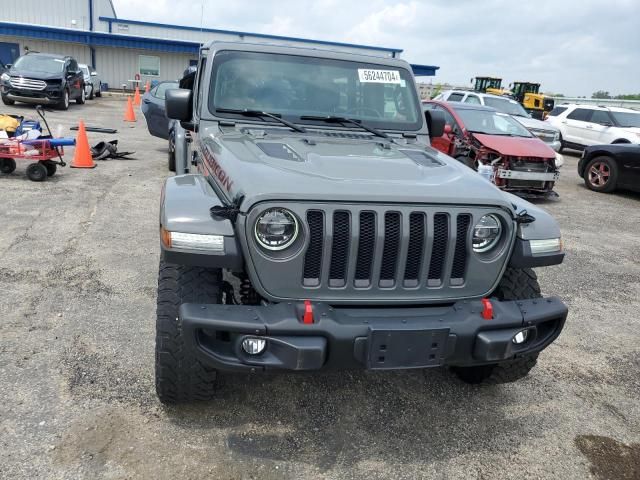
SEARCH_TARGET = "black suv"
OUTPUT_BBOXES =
[1,53,85,110]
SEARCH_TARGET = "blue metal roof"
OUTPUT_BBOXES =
[0,21,439,76]
[98,16,403,54]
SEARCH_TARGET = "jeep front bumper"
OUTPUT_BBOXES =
[179,297,567,372]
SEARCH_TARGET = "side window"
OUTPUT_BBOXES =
[194,58,207,117]
[547,106,567,117]
[139,55,160,76]
[464,95,481,104]
[448,93,464,102]
[567,108,592,122]
[590,110,613,125]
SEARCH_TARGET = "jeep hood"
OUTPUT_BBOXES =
[472,133,556,158]
[201,128,517,212]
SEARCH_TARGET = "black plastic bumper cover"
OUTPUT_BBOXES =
[179,296,567,372]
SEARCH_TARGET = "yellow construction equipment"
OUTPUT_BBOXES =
[473,77,505,95]
[510,82,555,120]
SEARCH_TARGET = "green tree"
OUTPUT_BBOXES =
[592,90,611,99]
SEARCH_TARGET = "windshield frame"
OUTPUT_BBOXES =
[610,111,640,128]
[454,107,533,137]
[207,50,424,132]
[13,55,66,75]
[483,96,530,118]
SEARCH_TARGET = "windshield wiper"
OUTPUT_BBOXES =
[216,108,306,133]
[300,115,390,139]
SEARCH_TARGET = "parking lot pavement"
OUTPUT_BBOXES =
[0,99,639,480]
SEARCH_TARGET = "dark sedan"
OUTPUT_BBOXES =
[578,144,640,193]
[141,80,178,139]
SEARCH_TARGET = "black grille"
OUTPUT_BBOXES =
[329,211,350,286]
[303,211,324,285]
[451,215,471,280]
[355,211,376,286]
[404,213,425,286]
[380,212,401,286]
[428,214,449,284]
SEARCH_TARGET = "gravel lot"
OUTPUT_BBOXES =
[0,99,638,480]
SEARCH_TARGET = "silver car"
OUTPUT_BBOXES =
[79,63,102,99]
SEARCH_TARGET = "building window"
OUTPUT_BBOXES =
[139,55,160,76]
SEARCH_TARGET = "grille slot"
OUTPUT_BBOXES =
[303,211,324,286]
[428,214,449,286]
[380,212,401,287]
[355,211,376,287]
[451,214,471,283]
[404,213,425,287]
[329,211,350,287]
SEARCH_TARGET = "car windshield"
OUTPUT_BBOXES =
[483,96,530,117]
[610,111,640,128]
[455,108,533,137]
[209,51,422,131]
[13,55,65,74]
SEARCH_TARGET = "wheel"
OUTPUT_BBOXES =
[451,268,542,385]
[168,130,176,172]
[26,162,48,182]
[43,160,57,176]
[58,89,70,110]
[2,95,15,106]
[584,156,618,193]
[95,83,102,97]
[0,158,16,174]
[455,155,476,169]
[76,86,86,105]
[88,85,94,100]
[155,261,222,404]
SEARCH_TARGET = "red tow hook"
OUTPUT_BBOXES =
[303,300,314,324]
[481,298,494,320]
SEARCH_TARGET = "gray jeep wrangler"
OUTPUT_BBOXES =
[157,41,567,403]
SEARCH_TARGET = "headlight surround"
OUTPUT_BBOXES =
[254,208,299,251]
[472,214,502,253]
[0,72,10,82]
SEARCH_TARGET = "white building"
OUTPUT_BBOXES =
[0,0,438,89]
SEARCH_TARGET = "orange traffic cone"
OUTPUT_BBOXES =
[70,120,96,169]
[144,81,150,93]
[133,86,141,106]
[124,96,136,122]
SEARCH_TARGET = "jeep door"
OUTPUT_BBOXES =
[562,108,592,146]
[584,110,616,145]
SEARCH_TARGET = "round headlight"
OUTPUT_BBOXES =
[472,214,502,253]
[254,208,299,251]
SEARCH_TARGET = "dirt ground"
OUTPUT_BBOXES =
[0,98,638,480]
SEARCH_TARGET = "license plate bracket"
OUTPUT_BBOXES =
[367,328,449,370]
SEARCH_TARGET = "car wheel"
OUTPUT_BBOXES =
[26,162,48,182]
[584,156,618,193]
[76,86,86,105]
[95,82,102,97]
[58,89,70,110]
[0,158,17,174]
[155,261,222,404]
[1,95,15,106]
[43,160,57,176]
[88,85,94,100]
[168,130,176,172]
[451,268,541,385]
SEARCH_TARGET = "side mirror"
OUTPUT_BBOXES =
[425,110,446,138]
[166,88,194,129]
[444,124,453,135]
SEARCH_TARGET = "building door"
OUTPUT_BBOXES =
[0,42,20,66]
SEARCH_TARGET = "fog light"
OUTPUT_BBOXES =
[241,337,266,355]
[512,330,529,345]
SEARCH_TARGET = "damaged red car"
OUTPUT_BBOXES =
[424,101,560,198]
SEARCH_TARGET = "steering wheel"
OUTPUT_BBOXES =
[341,107,382,118]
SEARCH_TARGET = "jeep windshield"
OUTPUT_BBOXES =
[12,55,65,74]
[209,51,422,131]
[456,108,533,137]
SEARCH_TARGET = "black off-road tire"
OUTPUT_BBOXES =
[26,162,48,182]
[451,268,541,385]
[43,160,57,176]
[155,261,222,404]
[0,158,16,174]
[2,95,15,106]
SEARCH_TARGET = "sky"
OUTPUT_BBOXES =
[112,0,640,97]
